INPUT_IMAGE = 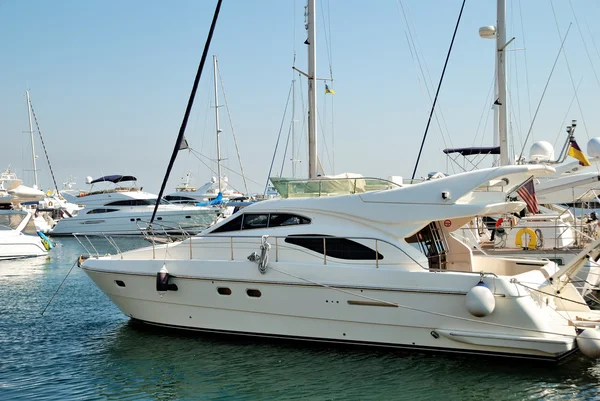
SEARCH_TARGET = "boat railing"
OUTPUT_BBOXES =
[454,217,598,252]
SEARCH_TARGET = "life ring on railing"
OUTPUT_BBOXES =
[515,227,537,250]
[495,218,504,228]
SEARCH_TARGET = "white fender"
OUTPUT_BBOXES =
[577,329,600,358]
[465,281,495,317]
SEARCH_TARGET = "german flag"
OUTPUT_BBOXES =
[568,138,591,166]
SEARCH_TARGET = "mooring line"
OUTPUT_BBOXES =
[41,260,77,316]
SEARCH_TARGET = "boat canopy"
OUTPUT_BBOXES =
[90,175,137,184]
[443,146,500,156]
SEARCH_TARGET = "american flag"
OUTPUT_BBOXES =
[517,178,539,214]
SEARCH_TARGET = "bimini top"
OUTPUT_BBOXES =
[90,175,137,184]
[443,146,500,156]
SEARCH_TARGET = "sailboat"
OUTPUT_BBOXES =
[165,56,245,207]
[439,1,600,298]
[79,0,600,361]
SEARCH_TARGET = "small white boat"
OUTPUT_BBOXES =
[0,210,48,260]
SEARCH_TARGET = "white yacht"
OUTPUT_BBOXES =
[0,210,48,260]
[81,165,600,360]
[165,175,244,205]
[52,175,222,236]
[0,168,45,205]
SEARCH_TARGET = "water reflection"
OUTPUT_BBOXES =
[1,236,600,400]
[91,322,600,401]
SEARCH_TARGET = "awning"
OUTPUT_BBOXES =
[90,175,137,184]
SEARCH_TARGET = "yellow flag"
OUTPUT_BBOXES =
[568,139,591,166]
[325,84,335,95]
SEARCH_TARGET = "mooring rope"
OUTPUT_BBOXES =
[264,264,584,339]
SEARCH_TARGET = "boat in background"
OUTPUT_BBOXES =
[165,174,244,205]
[0,168,45,206]
[0,210,48,260]
[53,174,222,236]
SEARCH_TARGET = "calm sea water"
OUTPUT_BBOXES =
[2,238,600,401]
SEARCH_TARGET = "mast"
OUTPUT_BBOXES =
[25,90,39,189]
[213,55,223,193]
[496,0,509,166]
[306,0,317,179]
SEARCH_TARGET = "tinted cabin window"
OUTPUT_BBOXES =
[212,215,243,233]
[86,208,119,214]
[285,235,383,260]
[242,214,269,230]
[211,213,311,233]
[269,214,311,227]
[105,199,154,206]
[405,223,447,269]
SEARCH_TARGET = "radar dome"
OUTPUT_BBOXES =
[529,141,554,162]
[85,176,93,184]
[587,138,600,158]
[479,26,496,39]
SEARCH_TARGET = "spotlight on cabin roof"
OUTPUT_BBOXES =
[479,26,496,39]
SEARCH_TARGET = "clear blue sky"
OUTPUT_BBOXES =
[2,0,600,194]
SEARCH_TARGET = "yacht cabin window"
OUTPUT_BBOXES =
[405,222,447,269]
[211,213,311,233]
[285,235,383,260]
[86,208,119,214]
[105,199,156,206]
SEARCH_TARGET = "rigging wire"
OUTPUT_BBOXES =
[279,121,294,177]
[552,77,582,149]
[517,0,533,134]
[397,1,453,152]
[217,64,249,195]
[471,73,496,147]
[548,2,591,142]
[517,24,572,162]
[188,148,263,188]
[28,99,59,193]
[568,0,600,90]
[150,0,223,227]
[264,82,293,196]
[411,0,466,181]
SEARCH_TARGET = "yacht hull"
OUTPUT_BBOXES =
[82,259,578,360]
[0,238,47,259]
[51,208,221,236]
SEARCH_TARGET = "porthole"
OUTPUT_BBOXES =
[185,216,191,219]
[115,280,126,287]
[247,289,261,298]
[157,217,163,220]
[217,287,232,295]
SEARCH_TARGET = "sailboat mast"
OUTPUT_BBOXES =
[25,90,39,189]
[497,0,509,166]
[306,0,318,179]
[213,55,223,193]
